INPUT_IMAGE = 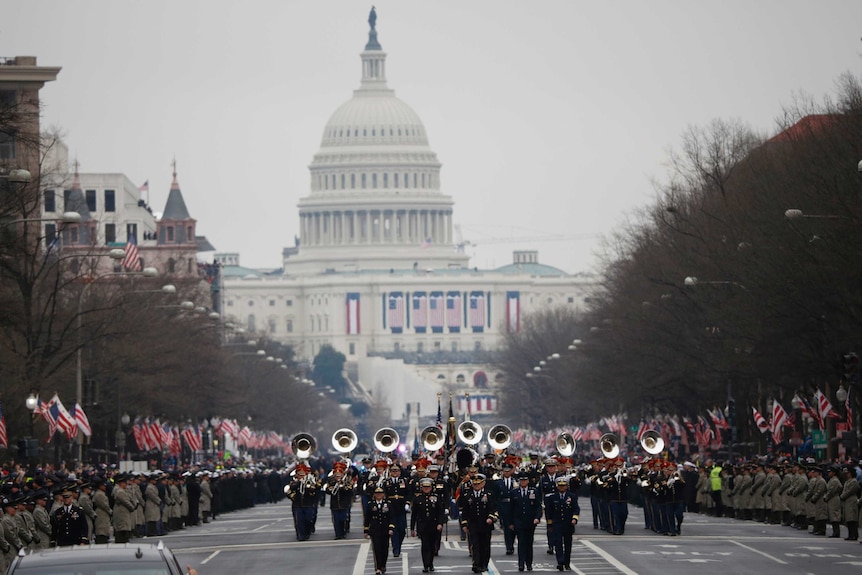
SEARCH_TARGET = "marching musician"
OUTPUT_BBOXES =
[510,471,542,572]
[286,463,319,541]
[410,458,432,497]
[539,458,560,555]
[604,458,632,535]
[662,463,686,536]
[459,473,498,573]
[545,476,579,571]
[492,460,518,556]
[410,477,445,573]
[384,464,410,558]
[325,461,355,540]
[427,465,450,556]
[365,486,395,575]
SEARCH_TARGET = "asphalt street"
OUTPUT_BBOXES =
[159,500,862,575]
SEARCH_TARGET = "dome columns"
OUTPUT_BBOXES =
[300,208,452,247]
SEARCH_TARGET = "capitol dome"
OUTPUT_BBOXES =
[289,14,467,275]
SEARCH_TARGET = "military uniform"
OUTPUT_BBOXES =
[544,478,579,571]
[459,475,498,573]
[1,500,25,561]
[112,478,136,543]
[410,478,444,572]
[492,465,518,555]
[365,490,394,575]
[325,463,355,540]
[93,482,112,544]
[824,468,842,537]
[286,466,319,541]
[840,467,860,540]
[51,489,89,546]
[510,474,542,571]
[77,487,96,543]
[384,467,410,557]
[32,494,53,549]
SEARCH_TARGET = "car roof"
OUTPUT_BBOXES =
[17,543,175,567]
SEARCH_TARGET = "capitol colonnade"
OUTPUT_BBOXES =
[299,208,452,246]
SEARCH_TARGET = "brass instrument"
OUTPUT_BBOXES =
[374,427,400,453]
[421,426,445,452]
[332,428,358,453]
[291,432,317,459]
[457,421,483,446]
[487,424,512,451]
[600,433,620,459]
[640,430,665,455]
[556,432,576,457]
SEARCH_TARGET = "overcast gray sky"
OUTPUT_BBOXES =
[5,0,862,273]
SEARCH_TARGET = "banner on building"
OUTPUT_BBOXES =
[387,292,405,333]
[506,291,520,332]
[446,291,461,333]
[458,394,498,414]
[412,291,427,333]
[469,291,486,333]
[346,293,360,335]
[429,291,444,333]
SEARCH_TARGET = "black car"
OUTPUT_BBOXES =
[6,542,186,575]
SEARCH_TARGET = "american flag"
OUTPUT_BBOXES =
[771,401,788,444]
[469,292,485,330]
[636,420,648,441]
[182,426,202,451]
[795,393,822,429]
[218,418,239,438]
[752,406,770,433]
[436,393,443,431]
[47,395,76,440]
[814,388,840,421]
[388,293,404,331]
[239,426,252,446]
[0,400,7,449]
[429,292,444,331]
[169,427,182,456]
[446,293,461,331]
[506,291,520,333]
[709,407,730,430]
[412,293,427,331]
[132,419,149,451]
[72,402,92,436]
[122,234,142,271]
[138,180,149,192]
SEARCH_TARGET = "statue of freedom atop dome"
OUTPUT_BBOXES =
[368,6,377,31]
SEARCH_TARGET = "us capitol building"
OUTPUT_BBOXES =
[219,13,595,422]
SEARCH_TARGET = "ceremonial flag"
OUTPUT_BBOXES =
[388,293,404,332]
[446,292,461,332]
[47,395,76,439]
[506,291,520,333]
[0,400,7,449]
[429,292,444,332]
[132,419,149,451]
[138,180,149,192]
[771,401,788,444]
[182,426,202,451]
[814,388,840,421]
[122,234,142,271]
[413,292,427,333]
[469,291,485,332]
[346,293,360,335]
[752,406,770,433]
[436,393,443,431]
[445,393,456,451]
[72,402,92,437]
[795,393,822,429]
[170,427,182,456]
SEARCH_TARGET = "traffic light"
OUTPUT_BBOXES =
[17,438,39,458]
[843,352,860,382]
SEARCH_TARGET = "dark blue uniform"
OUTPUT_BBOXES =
[544,484,580,571]
[286,474,319,541]
[365,495,394,574]
[459,483,498,573]
[510,479,542,571]
[411,485,445,572]
[493,473,518,554]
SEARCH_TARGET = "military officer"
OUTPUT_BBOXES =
[77,482,96,543]
[384,464,410,557]
[459,473,498,573]
[824,465,843,538]
[427,465,450,555]
[365,486,394,575]
[1,496,26,559]
[540,458,561,554]
[51,486,88,546]
[112,474,136,543]
[493,461,518,555]
[92,477,112,544]
[411,477,444,572]
[545,476,580,571]
[510,471,542,572]
[14,496,36,550]
[839,466,860,540]
[31,491,53,549]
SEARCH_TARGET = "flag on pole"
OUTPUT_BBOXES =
[122,234,142,271]
[771,401,788,444]
[72,402,92,436]
[752,406,769,433]
[814,388,840,421]
[436,393,443,431]
[795,393,822,430]
[846,389,853,430]
[0,400,7,449]
[138,180,149,192]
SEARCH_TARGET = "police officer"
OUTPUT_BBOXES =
[510,471,542,572]
[51,486,89,546]
[545,476,579,571]
[459,473,498,573]
[365,486,394,575]
[411,477,444,572]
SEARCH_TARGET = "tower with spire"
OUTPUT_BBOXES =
[157,159,197,247]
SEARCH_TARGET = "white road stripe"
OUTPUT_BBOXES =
[580,539,640,575]
[200,550,220,565]
[251,523,271,532]
[352,542,370,575]
[402,551,409,575]
[729,539,788,564]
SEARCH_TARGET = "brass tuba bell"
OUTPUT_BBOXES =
[374,427,400,453]
[487,424,512,451]
[600,433,620,459]
[331,428,358,454]
[556,432,576,457]
[291,432,317,459]
[640,430,665,455]
[457,421,483,446]
[420,426,445,451]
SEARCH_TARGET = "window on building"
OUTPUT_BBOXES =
[227,300,234,307]
[167,226,174,242]
[286,319,293,333]
[422,173,426,188]
[413,173,418,188]
[268,319,276,334]
[383,173,388,188]
[361,174,366,189]
[567,296,574,304]
[349,342,355,355]
[44,224,56,248]
[433,341,441,351]
[269,300,275,306]
[417,342,424,354]
[455,374,466,384]
[126,223,137,244]
[69,226,79,244]
[372,173,377,188]
[474,341,483,351]
[247,314,256,332]
[286,300,293,306]
[167,258,176,273]
[44,190,55,212]
[394,342,400,353]
[85,190,96,212]
[351,174,356,189]
[248,300,254,307]
[104,190,116,212]
[404,173,409,189]
[451,341,458,352]
[0,128,15,159]
[105,223,116,244]
[187,226,193,240]
[341,174,345,189]
[63,189,72,212]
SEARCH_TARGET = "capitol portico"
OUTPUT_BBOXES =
[220,10,595,423]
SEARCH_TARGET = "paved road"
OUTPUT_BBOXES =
[160,501,862,575]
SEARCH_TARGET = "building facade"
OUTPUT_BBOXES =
[220,16,596,422]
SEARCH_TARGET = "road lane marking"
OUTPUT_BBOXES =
[251,523,272,532]
[352,541,369,575]
[402,551,409,575]
[488,558,498,574]
[729,540,787,564]
[580,540,639,575]
[200,550,220,565]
